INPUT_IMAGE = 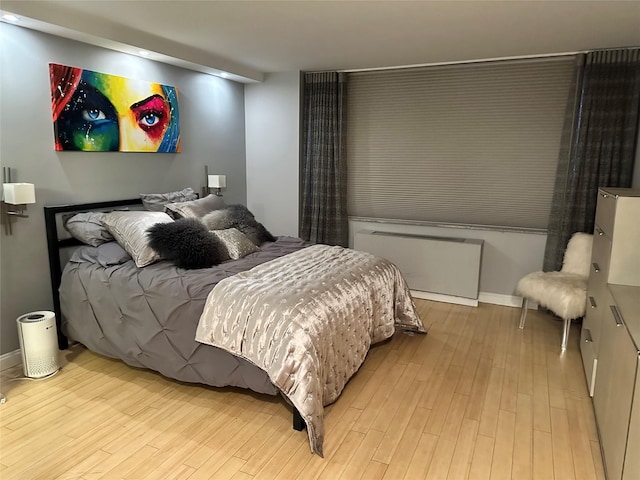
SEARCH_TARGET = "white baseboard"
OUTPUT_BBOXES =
[411,290,479,307]
[0,349,22,371]
[412,290,537,310]
[478,292,522,308]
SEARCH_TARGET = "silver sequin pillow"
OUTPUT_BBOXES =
[210,228,260,260]
[102,211,173,267]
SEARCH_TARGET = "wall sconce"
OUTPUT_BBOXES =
[2,167,36,235]
[208,175,226,197]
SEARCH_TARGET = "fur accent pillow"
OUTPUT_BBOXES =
[147,218,229,269]
[201,204,276,245]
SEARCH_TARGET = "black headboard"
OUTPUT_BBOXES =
[44,198,143,350]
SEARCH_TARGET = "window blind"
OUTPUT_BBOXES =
[346,56,577,229]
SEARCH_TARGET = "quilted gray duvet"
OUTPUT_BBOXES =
[59,236,313,394]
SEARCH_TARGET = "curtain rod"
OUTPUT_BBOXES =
[338,52,578,73]
[333,46,639,74]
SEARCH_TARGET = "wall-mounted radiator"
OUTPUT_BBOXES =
[354,230,483,301]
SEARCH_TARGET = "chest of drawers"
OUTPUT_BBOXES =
[580,188,640,480]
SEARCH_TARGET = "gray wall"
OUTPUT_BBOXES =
[245,72,301,236]
[0,23,248,356]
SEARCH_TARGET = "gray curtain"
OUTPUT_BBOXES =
[544,49,640,271]
[300,72,348,247]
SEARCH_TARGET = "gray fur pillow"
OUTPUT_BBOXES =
[147,218,229,269]
[201,204,276,245]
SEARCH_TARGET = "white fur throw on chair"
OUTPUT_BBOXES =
[516,232,593,351]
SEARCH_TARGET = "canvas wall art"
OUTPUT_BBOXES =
[49,63,180,152]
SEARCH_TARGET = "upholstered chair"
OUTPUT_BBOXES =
[516,232,593,351]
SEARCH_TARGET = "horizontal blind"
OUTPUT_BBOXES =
[347,57,577,229]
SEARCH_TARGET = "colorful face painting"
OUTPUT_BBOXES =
[49,63,180,152]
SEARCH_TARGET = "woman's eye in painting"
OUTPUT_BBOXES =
[82,108,107,121]
[131,95,169,137]
[138,111,163,128]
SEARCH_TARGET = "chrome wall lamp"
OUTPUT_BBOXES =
[203,166,226,197]
[2,167,36,235]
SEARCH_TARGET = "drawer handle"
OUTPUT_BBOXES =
[599,191,608,198]
[583,328,593,343]
[596,227,604,236]
[589,296,597,308]
[592,262,600,273]
[610,305,624,327]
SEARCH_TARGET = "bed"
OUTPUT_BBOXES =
[44,196,425,456]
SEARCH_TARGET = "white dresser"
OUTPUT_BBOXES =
[580,187,640,480]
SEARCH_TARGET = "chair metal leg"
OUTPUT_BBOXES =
[561,317,571,352]
[519,298,528,329]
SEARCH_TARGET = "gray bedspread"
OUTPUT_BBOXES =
[59,236,312,394]
[195,245,425,456]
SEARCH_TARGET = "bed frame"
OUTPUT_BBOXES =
[43,198,305,432]
[44,198,143,350]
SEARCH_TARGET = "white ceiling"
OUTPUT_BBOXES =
[2,1,640,82]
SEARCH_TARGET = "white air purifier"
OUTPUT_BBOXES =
[16,311,60,378]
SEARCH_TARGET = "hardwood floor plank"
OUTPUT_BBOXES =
[550,407,576,480]
[53,449,111,480]
[464,355,492,421]
[401,432,439,480]
[424,365,463,435]
[361,460,387,480]
[351,363,407,434]
[512,393,533,480]
[381,407,432,479]
[446,417,479,480]
[425,393,469,479]
[337,429,384,480]
[370,362,420,433]
[532,429,554,480]
[564,391,598,480]
[499,352,519,413]
[517,336,534,396]
[488,409,515,480]
[316,430,365,480]
[478,366,505,438]
[531,362,551,433]
[467,434,494,480]
[372,379,427,464]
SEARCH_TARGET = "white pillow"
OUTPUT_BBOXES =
[102,211,173,267]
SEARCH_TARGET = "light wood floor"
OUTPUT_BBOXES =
[0,299,604,480]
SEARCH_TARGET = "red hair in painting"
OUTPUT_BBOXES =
[50,64,82,150]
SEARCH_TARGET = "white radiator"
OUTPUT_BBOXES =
[354,230,483,301]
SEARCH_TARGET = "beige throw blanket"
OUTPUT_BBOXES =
[195,244,425,456]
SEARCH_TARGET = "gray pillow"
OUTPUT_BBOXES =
[165,194,226,219]
[210,228,260,260]
[63,211,113,246]
[68,241,132,267]
[96,242,132,267]
[102,211,173,267]
[140,187,197,212]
